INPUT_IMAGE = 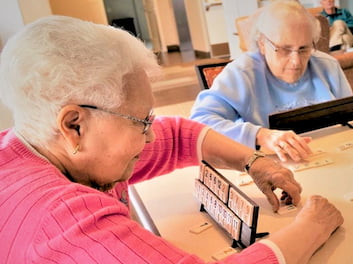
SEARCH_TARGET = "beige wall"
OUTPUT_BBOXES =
[49,0,108,25]
[0,0,25,129]
[18,0,52,24]
[18,0,108,25]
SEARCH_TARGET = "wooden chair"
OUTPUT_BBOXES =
[235,16,252,52]
[195,60,231,89]
[307,7,323,16]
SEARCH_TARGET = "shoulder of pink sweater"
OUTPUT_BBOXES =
[153,115,206,132]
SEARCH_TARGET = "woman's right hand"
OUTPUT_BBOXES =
[295,195,344,241]
[268,195,344,264]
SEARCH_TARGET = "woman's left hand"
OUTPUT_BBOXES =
[257,128,312,162]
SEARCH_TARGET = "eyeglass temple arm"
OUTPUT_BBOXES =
[78,105,98,109]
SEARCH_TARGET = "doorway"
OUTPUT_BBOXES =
[103,0,194,56]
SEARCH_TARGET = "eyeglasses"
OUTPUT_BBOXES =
[79,105,155,134]
[262,34,315,58]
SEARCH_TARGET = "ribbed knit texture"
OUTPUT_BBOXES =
[0,116,279,263]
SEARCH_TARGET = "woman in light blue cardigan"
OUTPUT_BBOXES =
[191,0,352,162]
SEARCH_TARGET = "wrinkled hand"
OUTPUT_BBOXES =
[257,128,312,162]
[249,157,302,212]
[295,195,344,240]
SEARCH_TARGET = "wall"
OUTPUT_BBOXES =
[340,0,352,10]
[345,1,353,10]
[222,0,258,59]
[0,0,24,45]
[0,0,24,129]
[49,0,108,25]
[18,0,52,24]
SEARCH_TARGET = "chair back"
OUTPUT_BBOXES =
[314,15,330,53]
[195,60,231,89]
[307,7,323,16]
[235,16,251,52]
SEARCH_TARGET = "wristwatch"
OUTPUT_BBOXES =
[244,151,265,174]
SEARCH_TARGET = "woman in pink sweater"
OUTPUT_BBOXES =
[0,15,342,264]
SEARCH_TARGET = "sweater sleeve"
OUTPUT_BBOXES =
[29,186,281,264]
[129,116,207,184]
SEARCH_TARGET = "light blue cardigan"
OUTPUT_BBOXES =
[190,51,353,148]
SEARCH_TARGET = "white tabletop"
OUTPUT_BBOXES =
[132,125,353,263]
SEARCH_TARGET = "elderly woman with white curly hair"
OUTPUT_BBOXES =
[191,0,352,163]
[0,15,343,264]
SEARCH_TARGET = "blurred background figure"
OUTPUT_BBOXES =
[320,0,353,50]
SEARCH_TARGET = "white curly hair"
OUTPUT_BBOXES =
[0,15,160,148]
[249,0,321,51]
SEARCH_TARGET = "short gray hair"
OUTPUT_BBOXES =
[249,0,321,51]
[0,15,160,147]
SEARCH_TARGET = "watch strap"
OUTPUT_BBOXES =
[244,151,265,174]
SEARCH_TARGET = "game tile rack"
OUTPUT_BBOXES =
[269,95,353,134]
[194,160,269,249]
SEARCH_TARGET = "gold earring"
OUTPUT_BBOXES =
[72,144,80,155]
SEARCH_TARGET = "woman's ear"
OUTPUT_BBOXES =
[57,105,84,150]
[258,37,266,55]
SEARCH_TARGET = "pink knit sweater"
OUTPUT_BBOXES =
[0,116,279,263]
